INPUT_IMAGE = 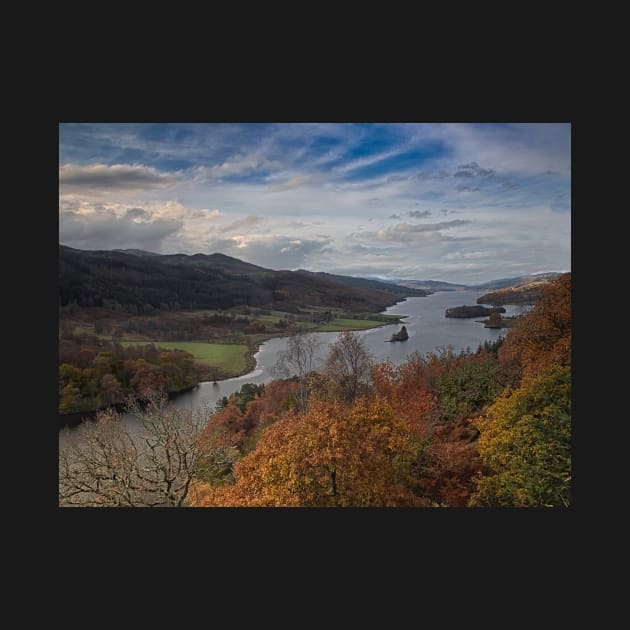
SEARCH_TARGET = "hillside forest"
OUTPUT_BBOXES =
[58,246,415,414]
[59,273,571,508]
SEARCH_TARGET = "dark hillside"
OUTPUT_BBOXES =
[59,245,418,313]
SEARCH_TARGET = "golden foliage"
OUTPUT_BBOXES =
[188,397,427,507]
[470,365,571,507]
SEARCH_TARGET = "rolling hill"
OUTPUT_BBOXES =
[59,245,423,313]
[472,272,562,291]
[397,279,468,292]
[306,271,429,299]
[476,274,563,305]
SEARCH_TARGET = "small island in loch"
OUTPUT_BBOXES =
[483,311,504,328]
[445,305,506,318]
[477,311,517,329]
[386,325,409,342]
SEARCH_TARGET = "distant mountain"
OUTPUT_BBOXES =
[335,272,568,295]
[306,271,429,298]
[363,276,406,285]
[159,252,269,275]
[59,246,422,313]
[394,272,564,293]
[397,279,468,292]
[477,273,566,305]
[112,248,161,257]
[472,272,562,291]
[111,249,267,274]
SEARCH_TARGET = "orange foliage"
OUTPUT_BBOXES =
[187,480,254,508]
[420,418,486,506]
[499,273,571,379]
[192,272,571,508]
[189,398,428,507]
[199,379,300,451]
[371,356,441,438]
[370,352,498,506]
[203,404,247,448]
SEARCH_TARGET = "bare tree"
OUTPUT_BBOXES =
[324,331,373,404]
[59,394,207,507]
[273,332,321,410]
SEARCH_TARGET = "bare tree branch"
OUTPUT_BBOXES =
[273,333,321,411]
[59,393,207,507]
[324,331,373,404]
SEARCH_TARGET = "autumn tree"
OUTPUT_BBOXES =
[199,379,300,452]
[59,394,208,507]
[59,363,83,413]
[58,333,199,414]
[323,331,373,404]
[59,383,80,414]
[202,400,247,449]
[188,398,427,507]
[470,365,571,507]
[100,373,124,405]
[370,354,485,507]
[371,358,439,437]
[499,273,571,381]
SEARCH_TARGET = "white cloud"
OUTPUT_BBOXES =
[59,123,571,283]
[440,124,571,177]
[443,250,500,261]
[200,234,331,270]
[193,156,284,181]
[219,214,261,233]
[60,163,178,191]
[268,176,311,192]
[60,206,183,252]
[356,219,471,244]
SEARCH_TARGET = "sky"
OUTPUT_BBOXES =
[59,122,571,284]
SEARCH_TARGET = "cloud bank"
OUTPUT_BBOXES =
[59,122,571,283]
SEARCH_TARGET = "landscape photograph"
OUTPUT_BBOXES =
[58,122,571,507]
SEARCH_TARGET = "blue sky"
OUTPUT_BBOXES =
[59,122,570,283]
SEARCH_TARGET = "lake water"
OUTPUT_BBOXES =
[59,290,526,441]
[169,290,524,413]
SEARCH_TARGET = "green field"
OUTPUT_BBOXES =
[313,318,392,332]
[70,308,402,382]
[122,341,248,374]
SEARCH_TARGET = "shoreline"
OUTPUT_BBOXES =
[58,310,405,426]
[216,314,404,383]
[58,382,199,429]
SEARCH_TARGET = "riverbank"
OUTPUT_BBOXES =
[225,314,404,379]
[59,382,199,428]
[155,290,517,422]
[59,311,405,424]
[138,313,405,383]
[61,291,518,434]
